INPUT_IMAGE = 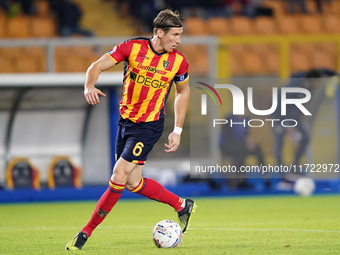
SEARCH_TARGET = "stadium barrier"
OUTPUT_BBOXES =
[218,34,340,78]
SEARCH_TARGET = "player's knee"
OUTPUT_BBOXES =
[111,161,136,184]
[110,171,129,185]
[125,183,134,191]
[125,179,142,191]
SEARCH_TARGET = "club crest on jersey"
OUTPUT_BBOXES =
[163,60,170,69]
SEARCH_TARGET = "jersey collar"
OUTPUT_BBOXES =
[148,37,168,56]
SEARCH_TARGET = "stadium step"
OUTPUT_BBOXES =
[73,0,135,36]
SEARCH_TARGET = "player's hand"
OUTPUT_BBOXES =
[164,132,180,153]
[84,86,106,105]
[245,137,256,150]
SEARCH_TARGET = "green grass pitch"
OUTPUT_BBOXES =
[0,195,339,254]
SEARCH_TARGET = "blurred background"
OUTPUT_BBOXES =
[0,0,339,202]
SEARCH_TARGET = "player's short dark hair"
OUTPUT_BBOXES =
[153,9,183,35]
[305,69,323,79]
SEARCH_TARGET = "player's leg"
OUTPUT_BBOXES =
[125,163,196,233]
[81,158,137,234]
[125,166,185,211]
[122,117,197,233]
[65,159,138,250]
[66,120,133,250]
[293,124,309,166]
[124,164,143,190]
[122,117,182,209]
[273,125,285,166]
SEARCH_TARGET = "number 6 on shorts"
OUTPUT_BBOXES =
[133,142,144,156]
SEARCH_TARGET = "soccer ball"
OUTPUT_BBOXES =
[152,220,182,248]
[294,177,315,197]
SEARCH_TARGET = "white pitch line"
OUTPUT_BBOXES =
[190,228,340,233]
[0,226,339,233]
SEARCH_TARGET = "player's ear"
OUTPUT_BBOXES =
[157,28,164,39]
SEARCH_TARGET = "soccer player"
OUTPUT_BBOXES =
[66,9,196,250]
[272,68,339,190]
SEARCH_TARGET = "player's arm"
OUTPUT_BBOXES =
[84,54,116,105]
[164,80,190,153]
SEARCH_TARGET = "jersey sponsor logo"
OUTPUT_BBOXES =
[136,63,167,75]
[130,71,137,81]
[158,70,167,75]
[130,72,167,89]
[163,60,170,69]
[138,54,150,60]
[137,63,159,74]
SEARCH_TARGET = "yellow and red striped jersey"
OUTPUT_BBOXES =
[107,37,189,123]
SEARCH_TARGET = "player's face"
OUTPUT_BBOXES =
[161,27,183,52]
